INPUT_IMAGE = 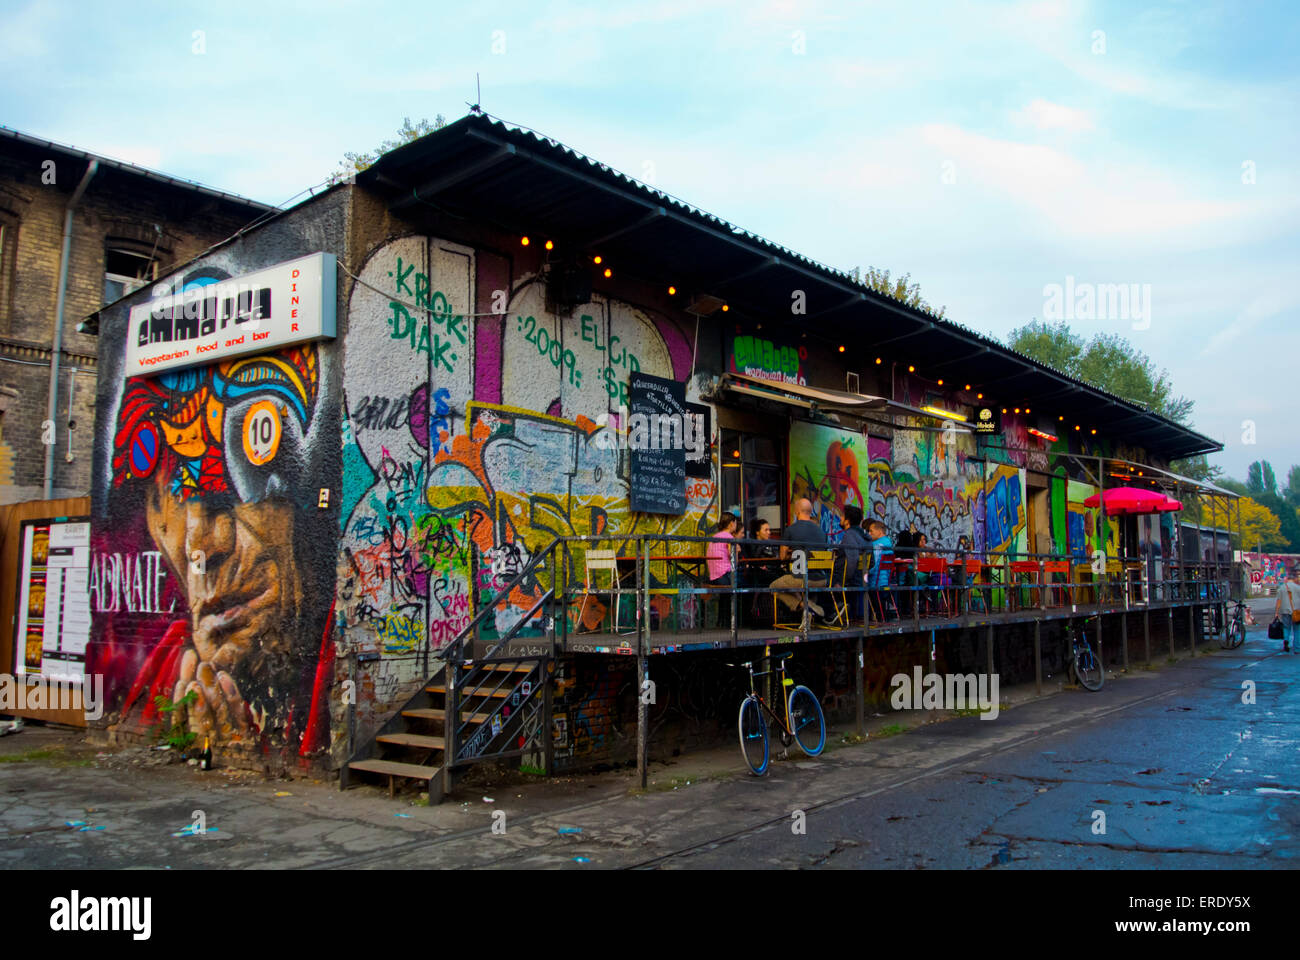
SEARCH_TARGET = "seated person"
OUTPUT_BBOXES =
[742,517,783,623]
[865,520,897,620]
[768,497,830,624]
[705,513,738,628]
[914,532,936,612]
[833,504,871,621]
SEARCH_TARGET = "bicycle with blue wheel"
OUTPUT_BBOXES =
[729,649,826,775]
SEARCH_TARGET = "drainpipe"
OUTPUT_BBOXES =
[45,159,98,500]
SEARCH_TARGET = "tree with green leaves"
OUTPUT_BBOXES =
[1006,321,1193,425]
[1246,460,1277,497]
[1006,320,1210,479]
[849,266,946,319]
[1283,464,1300,507]
[330,115,447,184]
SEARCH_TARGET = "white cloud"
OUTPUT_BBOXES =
[919,122,1245,240]
[1011,97,1094,132]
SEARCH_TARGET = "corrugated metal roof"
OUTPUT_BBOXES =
[363,113,1221,460]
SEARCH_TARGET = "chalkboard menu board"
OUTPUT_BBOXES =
[628,372,687,515]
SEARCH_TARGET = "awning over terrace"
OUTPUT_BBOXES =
[721,372,889,412]
[719,372,975,434]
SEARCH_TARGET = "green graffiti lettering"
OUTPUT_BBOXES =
[446,311,466,345]
[394,257,415,297]
[388,301,413,340]
[433,334,454,372]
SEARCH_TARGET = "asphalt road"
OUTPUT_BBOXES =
[2,604,1295,870]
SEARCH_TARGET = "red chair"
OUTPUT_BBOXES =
[915,557,950,617]
[1043,560,1072,608]
[1008,560,1043,610]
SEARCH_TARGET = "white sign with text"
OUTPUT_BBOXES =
[125,252,336,376]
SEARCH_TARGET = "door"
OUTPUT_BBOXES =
[720,427,786,538]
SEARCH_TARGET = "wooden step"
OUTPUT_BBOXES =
[377,732,446,750]
[469,662,535,673]
[402,708,491,724]
[346,758,441,798]
[347,758,438,780]
[426,684,511,698]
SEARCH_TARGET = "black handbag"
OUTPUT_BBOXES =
[1268,617,1285,640]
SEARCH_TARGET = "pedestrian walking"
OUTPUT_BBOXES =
[1272,564,1300,653]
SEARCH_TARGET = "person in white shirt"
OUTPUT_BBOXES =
[1272,567,1300,653]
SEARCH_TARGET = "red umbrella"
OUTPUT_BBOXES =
[1082,486,1170,515]
[1156,497,1183,512]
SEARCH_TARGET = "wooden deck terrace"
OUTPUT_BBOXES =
[479,590,1222,659]
[562,598,1204,655]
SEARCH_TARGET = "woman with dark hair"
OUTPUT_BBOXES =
[705,513,738,628]
[741,517,782,625]
[743,517,782,581]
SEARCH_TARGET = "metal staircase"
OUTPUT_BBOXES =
[342,537,563,800]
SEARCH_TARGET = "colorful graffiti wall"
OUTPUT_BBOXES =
[1244,553,1300,589]
[337,236,715,736]
[788,420,986,551]
[89,257,343,769]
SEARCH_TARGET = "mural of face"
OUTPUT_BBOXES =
[99,328,335,759]
[143,487,306,736]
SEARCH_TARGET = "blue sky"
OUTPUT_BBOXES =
[2,0,1296,481]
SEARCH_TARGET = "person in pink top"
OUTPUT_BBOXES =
[707,513,738,582]
[706,513,738,628]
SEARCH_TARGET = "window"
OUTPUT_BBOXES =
[0,214,16,327]
[104,246,156,304]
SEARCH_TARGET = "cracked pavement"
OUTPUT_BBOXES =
[2,612,1296,870]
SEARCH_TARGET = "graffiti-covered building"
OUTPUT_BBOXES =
[84,114,1228,786]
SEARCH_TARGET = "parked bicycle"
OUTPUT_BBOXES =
[1067,617,1105,691]
[729,650,825,775]
[1221,599,1247,650]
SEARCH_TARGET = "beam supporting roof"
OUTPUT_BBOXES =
[393,143,518,210]
[581,206,668,248]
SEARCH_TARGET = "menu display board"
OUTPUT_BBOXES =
[14,518,91,684]
[628,372,687,515]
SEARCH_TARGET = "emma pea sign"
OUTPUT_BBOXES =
[125,252,336,376]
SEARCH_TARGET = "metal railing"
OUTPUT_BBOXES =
[537,535,1233,646]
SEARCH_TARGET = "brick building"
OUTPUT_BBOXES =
[0,126,271,503]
